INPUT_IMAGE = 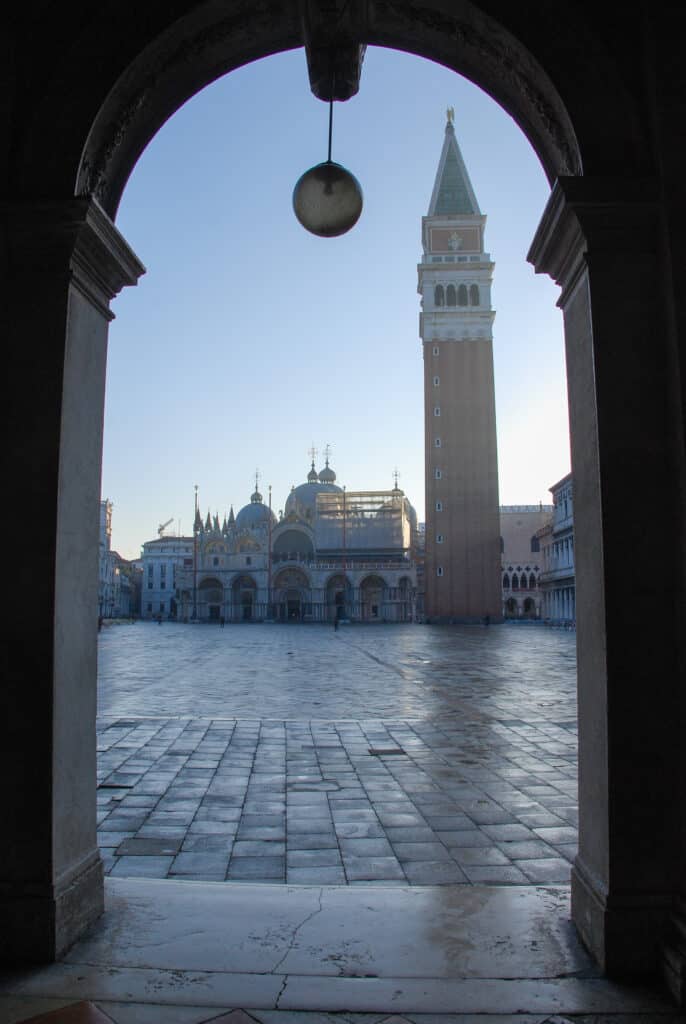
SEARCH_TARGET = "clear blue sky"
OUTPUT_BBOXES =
[103,45,569,560]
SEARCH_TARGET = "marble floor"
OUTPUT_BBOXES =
[0,878,678,1023]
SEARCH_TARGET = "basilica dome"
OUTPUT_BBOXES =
[285,462,342,521]
[235,486,277,530]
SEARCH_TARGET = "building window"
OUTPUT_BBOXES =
[160,581,166,589]
[435,468,442,479]
[437,566,444,577]
[246,556,252,565]
[147,582,153,589]
[502,573,510,589]
[469,284,480,305]
[213,556,219,566]
[446,284,456,306]
[159,602,165,612]
[147,565,153,577]
[147,602,152,612]
[530,535,540,552]
[434,438,441,447]
[458,284,468,306]
[434,406,440,416]
[435,501,443,511]
[433,375,440,386]
[529,573,537,589]
[433,345,439,356]
[160,564,166,576]
[434,284,445,306]
[437,534,444,544]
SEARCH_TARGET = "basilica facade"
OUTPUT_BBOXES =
[167,458,418,624]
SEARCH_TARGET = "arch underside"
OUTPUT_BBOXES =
[10,2,647,217]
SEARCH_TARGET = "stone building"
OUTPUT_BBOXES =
[538,473,575,624]
[141,535,194,620]
[5,0,686,999]
[97,500,116,618]
[170,459,418,623]
[500,504,553,618]
[419,113,501,623]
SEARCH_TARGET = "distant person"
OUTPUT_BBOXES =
[220,616,225,628]
[483,614,490,627]
[333,615,339,631]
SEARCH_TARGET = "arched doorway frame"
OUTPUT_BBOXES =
[197,575,224,622]
[4,1,684,990]
[273,566,311,621]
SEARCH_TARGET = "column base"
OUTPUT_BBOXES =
[660,900,686,1006]
[0,851,104,964]
[572,858,670,979]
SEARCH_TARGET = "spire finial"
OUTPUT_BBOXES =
[308,443,318,467]
[323,442,332,467]
[251,469,263,504]
[446,106,455,125]
[393,467,400,489]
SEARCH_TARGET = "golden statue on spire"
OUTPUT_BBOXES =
[446,106,455,124]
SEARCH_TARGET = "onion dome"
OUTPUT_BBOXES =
[318,457,337,484]
[307,461,319,483]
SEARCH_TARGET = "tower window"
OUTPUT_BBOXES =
[458,284,468,306]
[434,284,445,307]
[437,566,444,577]
[433,376,440,386]
[434,406,440,416]
[435,501,443,511]
[437,534,444,544]
[435,468,442,479]
[434,438,441,447]
[469,284,480,305]
[433,346,439,356]
[446,284,457,306]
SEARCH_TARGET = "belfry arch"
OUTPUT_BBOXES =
[3,0,686,1001]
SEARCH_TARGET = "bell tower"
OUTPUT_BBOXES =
[418,110,501,622]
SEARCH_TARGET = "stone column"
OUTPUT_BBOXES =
[529,178,686,977]
[0,199,144,962]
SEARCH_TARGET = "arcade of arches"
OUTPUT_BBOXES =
[3,0,686,1004]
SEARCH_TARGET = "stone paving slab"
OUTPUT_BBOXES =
[96,623,578,885]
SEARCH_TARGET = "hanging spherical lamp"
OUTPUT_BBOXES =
[293,93,363,238]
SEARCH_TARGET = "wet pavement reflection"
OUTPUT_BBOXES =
[97,622,577,885]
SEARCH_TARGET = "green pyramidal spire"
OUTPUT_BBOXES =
[428,114,480,216]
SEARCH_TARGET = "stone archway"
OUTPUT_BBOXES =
[273,568,311,622]
[231,574,258,622]
[360,574,387,621]
[3,0,685,988]
[325,573,351,622]
[198,577,223,622]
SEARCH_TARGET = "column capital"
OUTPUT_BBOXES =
[2,197,145,318]
[527,177,659,302]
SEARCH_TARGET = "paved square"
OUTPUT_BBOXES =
[97,622,577,884]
